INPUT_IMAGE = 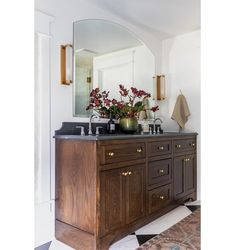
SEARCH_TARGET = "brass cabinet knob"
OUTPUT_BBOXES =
[159,169,164,174]
[190,143,195,147]
[122,172,128,176]
[108,152,114,156]
[159,195,165,200]
[158,146,164,150]
[128,171,132,175]
[136,148,142,153]
[184,158,191,162]
[176,144,181,149]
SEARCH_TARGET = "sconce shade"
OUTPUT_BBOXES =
[61,44,73,85]
[154,75,166,100]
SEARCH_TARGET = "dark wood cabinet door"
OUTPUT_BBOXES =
[125,164,145,224]
[184,154,196,195]
[173,154,196,200]
[173,155,185,200]
[100,168,125,236]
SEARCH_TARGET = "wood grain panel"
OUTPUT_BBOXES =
[148,158,172,186]
[55,220,95,250]
[126,164,145,224]
[55,139,97,234]
[173,138,196,154]
[101,143,146,165]
[148,140,172,157]
[100,168,125,236]
[148,184,172,214]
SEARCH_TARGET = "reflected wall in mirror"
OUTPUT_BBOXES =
[73,19,156,117]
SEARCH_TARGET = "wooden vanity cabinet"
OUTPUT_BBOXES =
[55,134,197,250]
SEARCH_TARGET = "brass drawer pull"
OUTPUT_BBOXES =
[108,152,114,156]
[159,195,165,200]
[122,171,132,176]
[159,169,164,174]
[175,144,181,149]
[136,148,142,153]
[184,158,190,162]
[158,146,164,150]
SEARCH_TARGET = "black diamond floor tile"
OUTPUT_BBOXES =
[35,241,52,250]
[186,205,200,212]
[136,234,158,246]
[130,232,136,235]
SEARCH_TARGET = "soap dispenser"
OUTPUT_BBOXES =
[142,120,149,133]
[107,114,116,134]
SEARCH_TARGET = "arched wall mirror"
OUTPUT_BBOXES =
[73,19,156,117]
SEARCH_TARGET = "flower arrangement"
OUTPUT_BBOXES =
[86,84,159,119]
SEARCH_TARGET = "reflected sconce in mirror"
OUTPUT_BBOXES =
[153,75,166,100]
[87,69,92,84]
[60,44,73,85]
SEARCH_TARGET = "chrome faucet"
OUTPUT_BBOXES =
[88,114,100,135]
[153,118,163,134]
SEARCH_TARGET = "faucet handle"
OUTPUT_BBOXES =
[75,126,85,136]
[95,126,103,135]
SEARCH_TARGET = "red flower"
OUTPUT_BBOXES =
[104,99,111,106]
[117,102,124,109]
[151,106,159,112]
[119,84,129,97]
[112,99,118,105]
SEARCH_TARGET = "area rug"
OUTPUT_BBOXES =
[136,208,200,250]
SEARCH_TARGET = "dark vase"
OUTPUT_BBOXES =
[119,117,138,133]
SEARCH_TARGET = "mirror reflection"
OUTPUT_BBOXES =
[73,19,155,117]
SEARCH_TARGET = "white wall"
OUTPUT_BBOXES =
[161,30,201,199]
[35,10,54,247]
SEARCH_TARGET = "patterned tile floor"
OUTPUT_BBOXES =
[36,200,200,250]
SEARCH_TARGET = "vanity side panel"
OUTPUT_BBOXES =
[55,139,97,234]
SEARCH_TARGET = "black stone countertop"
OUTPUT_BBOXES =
[54,132,198,141]
[54,122,197,141]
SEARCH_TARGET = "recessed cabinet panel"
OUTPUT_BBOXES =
[173,154,196,200]
[102,143,146,165]
[148,140,171,157]
[100,168,125,235]
[148,184,172,214]
[173,156,185,199]
[148,158,172,186]
[185,155,196,195]
[126,164,145,224]
[173,139,196,154]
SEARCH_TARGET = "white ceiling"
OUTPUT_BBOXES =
[87,0,200,39]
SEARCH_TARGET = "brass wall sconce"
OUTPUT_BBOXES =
[60,44,73,85]
[153,75,166,100]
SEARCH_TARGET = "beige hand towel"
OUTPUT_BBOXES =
[171,94,190,128]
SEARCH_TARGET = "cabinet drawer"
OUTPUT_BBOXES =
[148,140,171,157]
[148,159,172,186]
[101,143,146,164]
[173,138,196,153]
[148,184,172,214]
